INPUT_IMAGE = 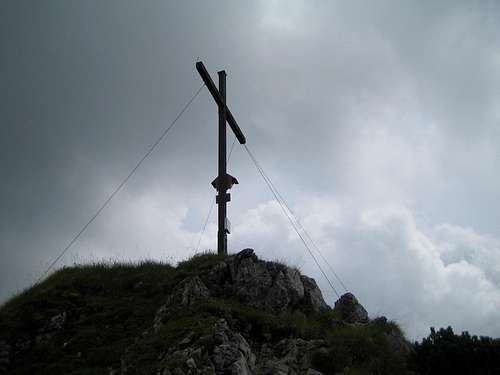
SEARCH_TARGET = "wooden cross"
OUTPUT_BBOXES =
[196,61,246,256]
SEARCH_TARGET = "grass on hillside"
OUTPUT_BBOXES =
[0,251,410,375]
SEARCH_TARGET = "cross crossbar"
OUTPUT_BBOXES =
[196,61,246,144]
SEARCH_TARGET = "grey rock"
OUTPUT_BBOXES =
[276,338,327,371]
[172,368,186,375]
[212,343,240,370]
[264,271,291,313]
[225,249,329,313]
[159,319,255,375]
[255,338,328,374]
[206,261,230,286]
[285,268,305,302]
[48,312,67,330]
[231,357,253,375]
[35,312,67,345]
[262,360,290,375]
[212,319,256,373]
[191,347,202,362]
[333,293,368,324]
[185,357,196,369]
[178,332,196,348]
[305,369,324,375]
[154,276,210,331]
[167,276,210,307]
[153,305,169,332]
[301,276,329,312]
[228,250,273,308]
[237,248,258,260]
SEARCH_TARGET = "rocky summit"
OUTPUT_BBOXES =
[0,249,413,375]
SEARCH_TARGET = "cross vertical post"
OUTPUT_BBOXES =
[217,71,228,256]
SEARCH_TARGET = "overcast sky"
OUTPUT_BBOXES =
[1,0,500,340]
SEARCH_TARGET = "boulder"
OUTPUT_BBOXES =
[333,293,368,324]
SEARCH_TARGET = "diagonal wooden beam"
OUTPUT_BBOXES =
[196,61,246,144]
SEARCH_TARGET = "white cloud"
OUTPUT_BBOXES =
[258,0,307,33]
[69,186,198,265]
[227,198,500,340]
[434,224,500,286]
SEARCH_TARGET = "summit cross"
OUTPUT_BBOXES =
[196,61,246,256]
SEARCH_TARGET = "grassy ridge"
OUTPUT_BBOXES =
[1,260,180,374]
[0,253,411,375]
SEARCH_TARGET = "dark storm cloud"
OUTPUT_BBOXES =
[0,0,259,292]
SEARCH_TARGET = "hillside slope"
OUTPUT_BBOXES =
[0,249,413,375]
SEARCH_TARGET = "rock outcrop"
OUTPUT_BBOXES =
[145,249,371,374]
[154,276,211,332]
[205,248,328,313]
[158,319,256,375]
[155,318,331,375]
[257,338,329,374]
[333,292,369,324]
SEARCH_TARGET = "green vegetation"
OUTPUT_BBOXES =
[0,260,179,375]
[0,252,414,374]
[314,318,410,374]
[411,326,500,375]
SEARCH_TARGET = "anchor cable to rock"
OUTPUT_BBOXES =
[255,165,349,293]
[243,144,345,299]
[36,84,206,284]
